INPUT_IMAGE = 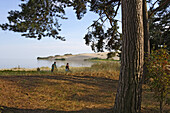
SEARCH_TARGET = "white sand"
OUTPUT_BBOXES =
[53,52,119,61]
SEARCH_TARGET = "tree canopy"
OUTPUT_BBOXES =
[0,0,122,52]
[1,0,169,53]
[0,0,169,52]
[0,0,169,51]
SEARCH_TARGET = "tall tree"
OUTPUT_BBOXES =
[143,0,150,56]
[113,0,144,112]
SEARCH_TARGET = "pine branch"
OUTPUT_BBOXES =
[149,0,169,18]
[149,0,159,11]
[87,0,121,30]
[113,0,121,18]
[106,0,120,6]
[86,16,102,30]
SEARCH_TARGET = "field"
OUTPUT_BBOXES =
[0,62,169,113]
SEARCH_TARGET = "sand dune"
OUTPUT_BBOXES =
[41,52,119,61]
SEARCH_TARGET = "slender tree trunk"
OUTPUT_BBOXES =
[143,0,150,81]
[136,0,151,112]
[113,0,144,113]
[143,0,150,55]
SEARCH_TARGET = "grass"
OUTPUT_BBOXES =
[0,62,169,113]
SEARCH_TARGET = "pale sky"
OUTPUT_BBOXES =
[0,0,95,59]
[0,0,121,59]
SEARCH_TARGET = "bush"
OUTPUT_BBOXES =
[145,46,170,113]
[55,58,65,60]
[107,52,116,59]
[64,53,72,56]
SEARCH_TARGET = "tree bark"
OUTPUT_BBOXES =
[113,0,144,113]
[143,0,150,80]
[136,0,151,112]
[143,0,150,55]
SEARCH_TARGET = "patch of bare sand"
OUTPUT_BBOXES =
[55,52,119,61]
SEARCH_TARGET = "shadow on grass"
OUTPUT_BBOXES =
[0,74,117,112]
[0,74,169,113]
[0,106,113,113]
[0,74,118,92]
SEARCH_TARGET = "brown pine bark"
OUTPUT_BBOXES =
[143,0,150,55]
[143,0,150,80]
[113,0,144,113]
[137,0,150,112]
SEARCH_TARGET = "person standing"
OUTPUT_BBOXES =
[51,62,57,72]
[65,63,69,71]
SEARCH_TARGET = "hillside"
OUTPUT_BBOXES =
[37,52,120,61]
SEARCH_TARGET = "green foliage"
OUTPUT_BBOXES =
[0,0,122,52]
[145,46,170,112]
[37,57,49,59]
[55,58,65,60]
[83,0,122,52]
[0,0,67,40]
[0,0,169,52]
[64,53,72,56]
[107,52,116,59]
[71,0,88,19]
[84,21,122,52]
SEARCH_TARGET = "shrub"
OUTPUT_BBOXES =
[55,58,65,60]
[145,46,170,113]
[64,53,72,56]
[107,52,116,59]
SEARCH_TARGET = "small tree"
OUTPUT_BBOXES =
[107,52,116,59]
[145,46,170,113]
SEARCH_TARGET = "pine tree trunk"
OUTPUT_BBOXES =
[143,0,150,55]
[143,0,150,82]
[113,0,144,113]
[137,0,151,112]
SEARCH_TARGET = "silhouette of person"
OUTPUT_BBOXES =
[51,62,57,72]
[65,63,69,71]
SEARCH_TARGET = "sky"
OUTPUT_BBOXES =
[0,0,97,59]
[0,0,159,60]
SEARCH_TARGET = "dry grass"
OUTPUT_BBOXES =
[0,74,117,113]
[0,62,169,113]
